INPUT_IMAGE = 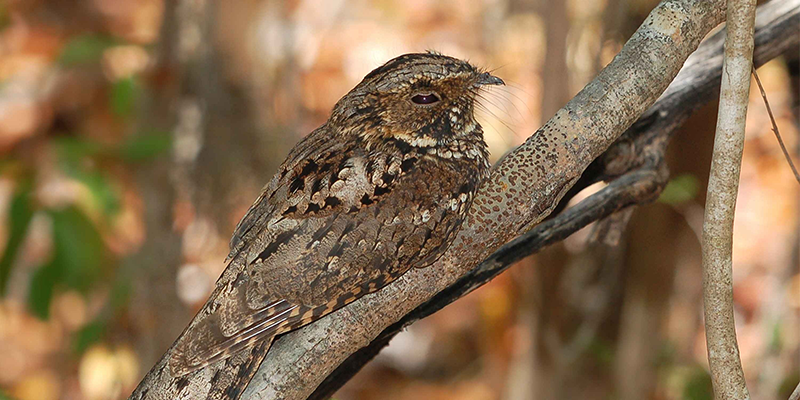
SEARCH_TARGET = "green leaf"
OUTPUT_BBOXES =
[58,34,119,66]
[53,138,121,215]
[28,261,60,319]
[29,207,107,319]
[73,319,106,354]
[0,184,34,295]
[110,77,139,118]
[54,130,171,165]
[658,174,700,205]
[76,171,121,216]
[119,130,172,161]
[48,207,106,292]
[54,137,105,168]
[682,367,713,400]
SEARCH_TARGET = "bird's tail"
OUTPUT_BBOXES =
[128,335,273,400]
[205,337,273,400]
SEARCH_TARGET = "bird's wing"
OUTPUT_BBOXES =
[169,128,468,376]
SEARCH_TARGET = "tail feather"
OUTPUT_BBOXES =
[169,304,300,376]
[191,309,292,371]
[206,338,273,400]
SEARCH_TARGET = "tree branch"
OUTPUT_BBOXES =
[790,381,800,400]
[701,0,756,399]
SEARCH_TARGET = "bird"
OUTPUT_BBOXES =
[164,52,503,395]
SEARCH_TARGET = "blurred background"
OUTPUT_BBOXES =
[0,0,797,399]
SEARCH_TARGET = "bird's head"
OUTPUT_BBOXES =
[329,52,504,149]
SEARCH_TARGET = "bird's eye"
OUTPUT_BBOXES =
[411,93,440,105]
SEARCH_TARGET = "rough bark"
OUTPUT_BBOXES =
[701,0,756,399]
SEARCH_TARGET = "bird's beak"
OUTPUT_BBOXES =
[476,72,505,86]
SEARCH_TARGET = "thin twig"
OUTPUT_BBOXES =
[789,381,800,400]
[752,67,800,185]
[702,0,756,399]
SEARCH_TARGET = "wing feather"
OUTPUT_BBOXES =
[188,304,298,371]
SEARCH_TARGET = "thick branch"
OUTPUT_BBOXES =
[701,0,756,399]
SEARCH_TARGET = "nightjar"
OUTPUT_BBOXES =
[167,52,502,391]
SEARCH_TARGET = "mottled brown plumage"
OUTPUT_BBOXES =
[163,52,502,397]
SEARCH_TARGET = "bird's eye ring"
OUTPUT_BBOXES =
[411,92,440,105]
